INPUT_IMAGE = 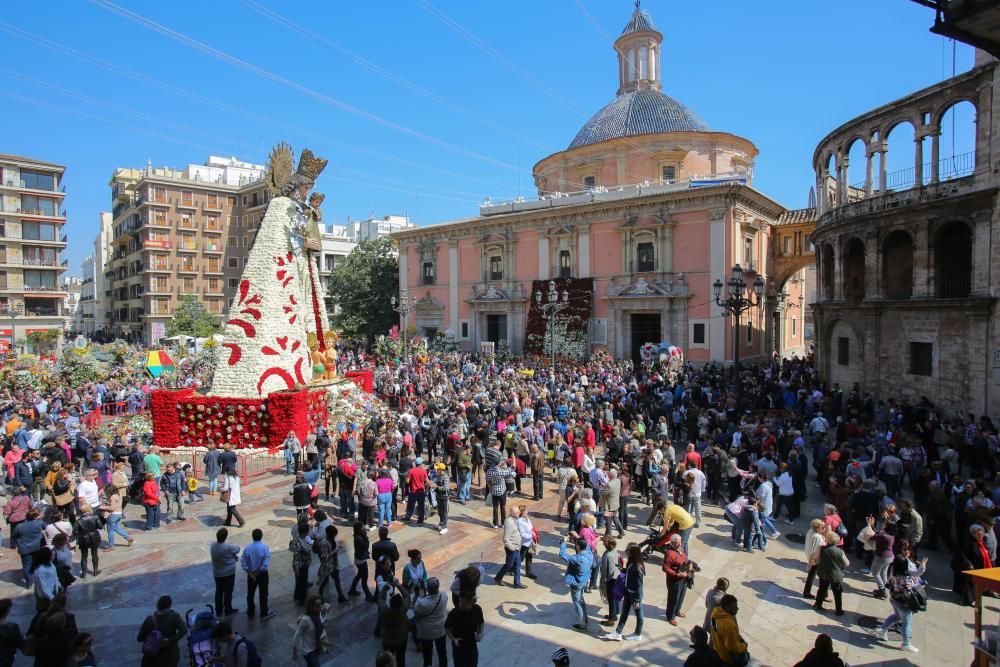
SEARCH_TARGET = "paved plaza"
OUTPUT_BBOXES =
[0,469,981,666]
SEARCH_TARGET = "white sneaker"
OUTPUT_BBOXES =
[770,531,781,540]
[603,632,622,641]
[623,634,642,641]
[901,644,919,653]
[439,527,448,535]
[876,626,888,641]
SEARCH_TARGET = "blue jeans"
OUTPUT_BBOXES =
[20,553,32,585]
[107,513,130,547]
[615,591,643,636]
[457,469,471,501]
[209,476,218,493]
[377,492,393,526]
[339,488,356,518]
[884,598,913,645]
[761,514,779,537]
[687,495,703,527]
[679,526,693,555]
[144,504,160,530]
[570,584,588,626]
[496,547,522,586]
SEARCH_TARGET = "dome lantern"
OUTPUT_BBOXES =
[615,1,663,96]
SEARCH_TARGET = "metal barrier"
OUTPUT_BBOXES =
[100,399,150,418]
[160,449,284,487]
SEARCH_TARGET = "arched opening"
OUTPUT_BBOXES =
[884,121,916,191]
[823,153,838,210]
[881,230,913,299]
[845,138,868,201]
[822,245,835,301]
[843,238,866,302]
[937,100,977,180]
[935,221,972,298]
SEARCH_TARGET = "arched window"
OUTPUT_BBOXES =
[935,221,972,298]
[843,238,866,302]
[881,230,913,299]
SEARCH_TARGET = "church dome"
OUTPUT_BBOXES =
[568,88,710,149]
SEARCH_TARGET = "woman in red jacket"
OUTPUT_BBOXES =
[142,473,161,531]
[662,533,689,625]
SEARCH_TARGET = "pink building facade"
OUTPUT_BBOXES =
[394,6,807,364]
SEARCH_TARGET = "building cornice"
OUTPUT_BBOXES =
[394,184,788,245]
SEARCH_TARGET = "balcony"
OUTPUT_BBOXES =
[0,257,62,268]
[203,200,223,213]
[1,206,64,220]
[177,264,198,274]
[0,179,65,197]
[176,241,199,253]
[203,243,224,254]
[0,233,68,246]
[203,221,224,234]
[176,197,198,210]
[142,239,172,250]
[204,266,224,276]
[147,217,170,229]
[178,220,199,232]
[146,263,172,273]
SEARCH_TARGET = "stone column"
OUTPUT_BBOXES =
[912,225,930,298]
[865,233,879,300]
[878,149,888,194]
[448,242,459,336]
[930,133,940,183]
[914,137,924,186]
[833,245,844,302]
[578,225,591,276]
[839,160,849,206]
[865,152,874,196]
[973,214,991,296]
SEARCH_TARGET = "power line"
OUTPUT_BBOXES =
[0,22,521,193]
[88,0,526,174]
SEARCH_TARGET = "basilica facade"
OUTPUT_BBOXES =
[394,5,810,364]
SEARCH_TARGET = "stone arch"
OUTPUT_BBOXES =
[844,137,869,194]
[883,120,917,191]
[881,229,913,299]
[821,244,835,301]
[934,220,972,298]
[935,99,978,180]
[842,237,866,302]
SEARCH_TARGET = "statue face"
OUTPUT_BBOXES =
[296,182,311,200]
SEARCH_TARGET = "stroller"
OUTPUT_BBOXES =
[185,605,219,667]
[639,528,678,559]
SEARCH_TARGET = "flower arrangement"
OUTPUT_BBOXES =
[524,278,594,360]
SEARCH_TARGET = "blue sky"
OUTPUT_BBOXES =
[0,0,975,275]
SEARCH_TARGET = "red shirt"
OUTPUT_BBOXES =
[407,466,429,493]
[685,451,702,470]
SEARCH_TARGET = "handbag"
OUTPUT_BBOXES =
[219,489,231,504]
[611,571,627,601]
[904,584,928,612]
[732,650,751,666]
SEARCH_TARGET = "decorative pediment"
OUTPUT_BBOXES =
[414,291,444,311]
[608,273,689,298]
[417,238,437,261]
[619,208,671,229]
[474,228,512,246]
[546,225,575,239]
[470,284,510,301]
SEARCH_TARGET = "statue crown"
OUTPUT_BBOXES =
[296,149,328,182]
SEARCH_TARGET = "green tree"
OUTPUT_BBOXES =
[327,238,399,341]
[165,294,221,338]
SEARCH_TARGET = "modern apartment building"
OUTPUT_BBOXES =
[106,156,266,345]
[348,214,414,242]
[0,154,69,351]
[79,254,96,335]
[63,276,82,332]
[318,223,356,324]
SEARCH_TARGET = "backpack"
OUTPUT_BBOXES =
[235,636,263,667]
[141,613,167,656]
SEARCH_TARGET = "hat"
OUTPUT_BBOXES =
[551,648,569,663]
[434,462,446,470]
[415,457,424,465]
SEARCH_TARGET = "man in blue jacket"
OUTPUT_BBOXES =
[559,536,595,632]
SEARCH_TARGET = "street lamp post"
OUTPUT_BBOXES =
[390,291,412,363]
[4,304,20,356]
[534,280,570,373]
[713,264,764,373]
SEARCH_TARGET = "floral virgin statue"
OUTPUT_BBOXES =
[211,143,335,398]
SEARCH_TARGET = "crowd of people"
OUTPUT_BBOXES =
[0,342,995,665]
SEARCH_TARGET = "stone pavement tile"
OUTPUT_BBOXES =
[0,471,984,666]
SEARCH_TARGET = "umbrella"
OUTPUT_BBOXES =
[145,350,175,378]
